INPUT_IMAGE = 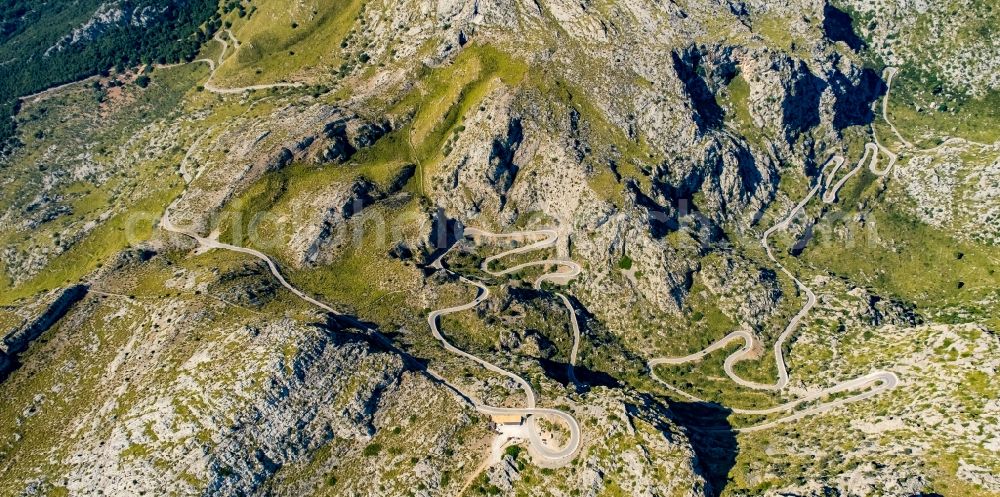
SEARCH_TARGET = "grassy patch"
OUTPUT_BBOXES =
[885,66,1000,146]
[213,0,364,87]
[1,63,206,305]
[0,183,183,304]
[801,201,1000,311]
[719,71,773,150]
[391,44,529,193]
[617,255,633,270]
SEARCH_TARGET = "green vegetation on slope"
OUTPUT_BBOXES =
[802,195,1000,314]
[0,63,207,305]
[0,0,219,150]
[884,66,1000,146]
[212,0,364,87]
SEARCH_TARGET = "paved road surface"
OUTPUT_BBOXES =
[159,62,992,446]
[428,228,583,466]
[648,74,907,430]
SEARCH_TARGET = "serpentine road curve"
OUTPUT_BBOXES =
[427,228,582,466]
[201,30,304,94]
[162,204,582,465]
[157,63,992,460]
[649,146,900,431]
[463,227,585,388]
[648,72,913,431]
[156,29,303,94]
[882,67,995,151]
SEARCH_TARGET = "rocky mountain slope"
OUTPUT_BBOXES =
[0,0,997,496]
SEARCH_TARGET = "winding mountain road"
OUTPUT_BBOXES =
[153,31,303,94]
[155,29,302,94]
[464,228,584,386]
[882,67,995,151]
[155,59,988,463]
[160,201,338,313]
[649,148,899,429]
[822,143,876,204]
[201,30,304,94]
[161,201,581,466]
[428,228,583,466]
[882,68,914,149]
[648,71,908,431]
[558,293,582,387]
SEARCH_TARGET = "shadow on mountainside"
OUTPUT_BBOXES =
[672,50,725,133]
[537,357,622,392]
[829,68,886,130]
[622,391,737,497]
[823,3,866,51]
[666,400,738,497]
[316,315,478,407]
[0,284,90,384]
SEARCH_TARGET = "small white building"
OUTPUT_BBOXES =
[491,414,524,427]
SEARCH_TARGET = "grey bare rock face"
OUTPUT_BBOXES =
[0,0,998,495]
